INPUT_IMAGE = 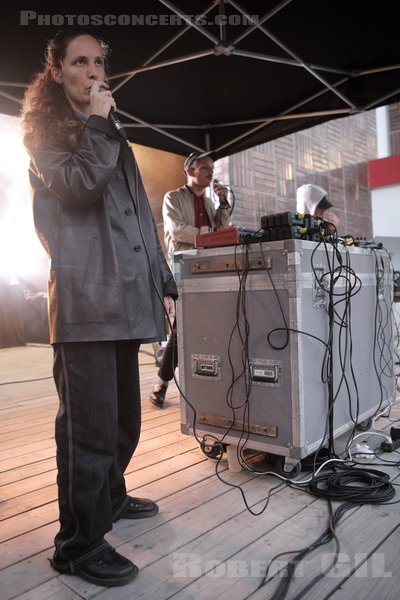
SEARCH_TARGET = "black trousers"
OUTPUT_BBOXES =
[157,318,178,382]
[51,340,141,573]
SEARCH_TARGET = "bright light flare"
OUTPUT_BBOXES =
[0,114,48,286]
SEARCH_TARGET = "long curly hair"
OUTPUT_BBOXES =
[21,29,110,151]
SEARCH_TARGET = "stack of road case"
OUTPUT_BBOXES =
[174,239,395,472]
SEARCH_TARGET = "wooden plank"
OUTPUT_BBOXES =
[0,423,189,473]
[0,401,56,420]
[0,437,200,521]
[13,577,84,600]
[0,345,398,600]
[0,522,57,571]
[0,437,197,539]
[0,424,54,445]
[0,444,206,545]
[0,384,55,404]
[0,484,56,521]
[1,463,237,570]
[62,475,319,600]
[0,549,64,598]
[0,446,56,472]
[0,469,56,501]
[0,457,55,486]
[0,460,234,596]
[330,526,400,600]
[243,503,400,600]
[0,503,58,546]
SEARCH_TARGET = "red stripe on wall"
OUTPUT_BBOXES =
[368,155,400,188]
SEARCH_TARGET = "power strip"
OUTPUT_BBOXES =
[381,438,400,452]
[381,427,400,453]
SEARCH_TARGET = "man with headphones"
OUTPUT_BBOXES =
[149,151,231,408]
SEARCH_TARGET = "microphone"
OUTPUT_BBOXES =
[213,178,227,189]
[99,86,129,145]
[212,178,231,211]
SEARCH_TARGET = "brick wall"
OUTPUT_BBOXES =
[389,103,400,155]
[214,106,397,239]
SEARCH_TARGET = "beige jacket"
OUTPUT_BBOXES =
[163,185,231,254]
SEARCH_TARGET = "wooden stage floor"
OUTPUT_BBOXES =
[1,344,399,600]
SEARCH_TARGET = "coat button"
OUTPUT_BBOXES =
[116,172,124,180]
[133,245,142,252]
[124,208,132,216]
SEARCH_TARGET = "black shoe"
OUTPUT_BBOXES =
[74,549,138,587]
[120,496,159,519]
[149,383,168,408]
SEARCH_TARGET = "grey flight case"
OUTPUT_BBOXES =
[174,239,395,472]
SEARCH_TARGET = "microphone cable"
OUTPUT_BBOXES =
[99,85,131,147]
[108,109,130,147]
[125,149,212,450]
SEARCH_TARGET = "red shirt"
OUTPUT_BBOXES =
[193,193,212,229]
